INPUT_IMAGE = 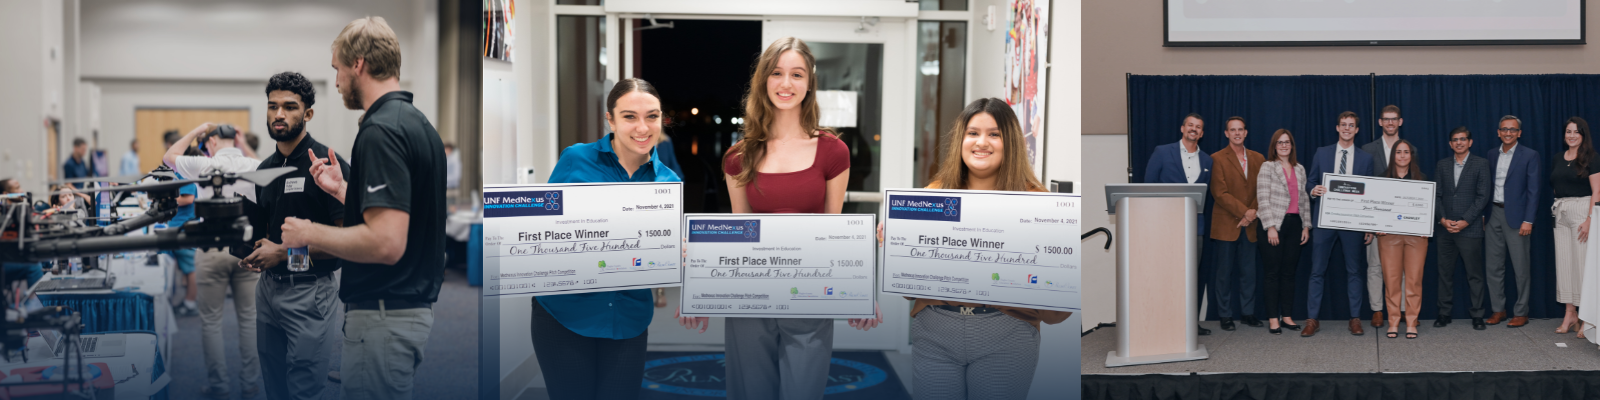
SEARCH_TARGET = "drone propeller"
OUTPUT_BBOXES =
[52,175,148,185]
[70,179,206,194]
[236,167,296,186]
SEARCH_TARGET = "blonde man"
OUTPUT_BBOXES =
[281,17,447,400]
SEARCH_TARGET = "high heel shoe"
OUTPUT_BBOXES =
[1270,326,1282,335]
[1556,319,1576,334]
[1281,318,1302,331]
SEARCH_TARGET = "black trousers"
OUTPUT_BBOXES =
[1257,214,1303,318]
[531,298,649,400]
[1436,231,1488,318]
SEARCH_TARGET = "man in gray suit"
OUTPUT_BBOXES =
[1360,104,1403,328]
[1434,126,1493,330]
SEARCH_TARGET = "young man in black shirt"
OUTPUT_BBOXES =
[240,71,348,400]
[280,17,446,400]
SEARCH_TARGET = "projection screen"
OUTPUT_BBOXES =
[1165,0,1585,47]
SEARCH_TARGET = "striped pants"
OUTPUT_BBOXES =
[911,307,1039,400]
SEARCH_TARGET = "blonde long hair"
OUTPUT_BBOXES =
[928,98,1044,192]
[729,37,835,189]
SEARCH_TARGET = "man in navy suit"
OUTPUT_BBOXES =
[1303,111,1376,337]
[1484,115,1540,328]
[1144,113,1213,336]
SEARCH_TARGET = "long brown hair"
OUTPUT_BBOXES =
[928,98,1044,191]
[728,37,834,189]
[1565,117,1593,175]
[1383,139,1426,180]
[1266,129,1298,167]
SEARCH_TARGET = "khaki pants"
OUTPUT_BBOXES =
[341,306,434,400]
[1555,197,1590,304]
[1379,235,1427,327]
[196,249,261,393]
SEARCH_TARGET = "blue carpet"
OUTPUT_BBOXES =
[639,351,910,400]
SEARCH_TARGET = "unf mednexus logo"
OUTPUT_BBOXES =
[545,192,561,210]
[943,198,960,217]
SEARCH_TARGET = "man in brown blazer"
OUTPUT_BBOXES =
[1209,116,1266,331]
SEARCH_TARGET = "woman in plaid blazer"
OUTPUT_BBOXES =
[1256,129,1313,335]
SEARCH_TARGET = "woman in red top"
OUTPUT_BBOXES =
[675,36,879,400]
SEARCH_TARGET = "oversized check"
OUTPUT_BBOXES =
[481,182,683,297]
[880,189,1080,312]
[679,214,877,318]
[1316,174,1436,237]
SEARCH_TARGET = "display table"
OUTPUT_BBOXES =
[35,251,174,378]
[0,331,169,400]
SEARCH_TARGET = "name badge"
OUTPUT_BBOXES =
[285,177,306,194]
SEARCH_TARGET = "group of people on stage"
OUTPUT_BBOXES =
[1146,105,1598,341]
[536,36,1068,400]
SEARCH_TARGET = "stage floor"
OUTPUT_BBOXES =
[1083,318,1600,374]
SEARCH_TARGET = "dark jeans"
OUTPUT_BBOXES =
[531,297,648,400]
[1212,227,1258,318]
[1437,231,1487,318]
[1257,215,1303,319]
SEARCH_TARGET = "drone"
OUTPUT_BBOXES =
[0,166,294,263]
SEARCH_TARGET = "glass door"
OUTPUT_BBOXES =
[764,17,913,352]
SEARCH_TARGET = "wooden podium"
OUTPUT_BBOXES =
[1105,183,1210,367]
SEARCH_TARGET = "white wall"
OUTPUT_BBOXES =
[0,0,64,195]
[79,0,439,165]
[1080,134,1126,332]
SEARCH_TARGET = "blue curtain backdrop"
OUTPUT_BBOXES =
[1129,74,1373,322]
[1128,74,1600,321]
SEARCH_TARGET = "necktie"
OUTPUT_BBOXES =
[1339,150,1347,174]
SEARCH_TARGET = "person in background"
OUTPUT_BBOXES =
[121,139,141,177]
[62,137,94,188]
[444,142,460,190]
[1551,117,1598,338]
[164,122,262,399]
[1304,111,1375,337]
[532,78,677,400]
[1,178,21,196]
[1208,116,1264,331]
[1375,139,1428,339]
[1255,129,1309,335]
[905,98,1071,399]
[1484,115,1540,328]
[281,16,447,400]
[156,130,201,317]
[1360,105,1404,328]
[239,71,347,400]
[244,131,262,156]
[1433,127,1492,331]
[1143,112,1214,336]
[1,178,43,286]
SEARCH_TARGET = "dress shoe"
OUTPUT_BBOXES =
[1198,324,1211,336]
[1472,318,1487,330]
[1270,325,1283,335]
[1242,315,1264,327]
[1372,311,1385,328]
[1486,312,1507,325]
[1349,318,1365,335]
[1282,319,1302,331]
[1220,318,1236,331]
[1434,316,1452,328]
[1508,316,1529,328]
[1301,319,1320,337]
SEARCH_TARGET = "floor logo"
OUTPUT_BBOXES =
[641,354,887,397]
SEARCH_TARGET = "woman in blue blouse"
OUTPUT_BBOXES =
[533,78,680,400]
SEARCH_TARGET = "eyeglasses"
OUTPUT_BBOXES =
[1498,128,1521,132]
[1449,137,1471,142]
[1338,124,1358,128]
[1379,118,1400,122]
[1275,140,1293,145]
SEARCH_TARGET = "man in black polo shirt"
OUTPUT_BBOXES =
[280,17,445,400]
[240,71,347,400]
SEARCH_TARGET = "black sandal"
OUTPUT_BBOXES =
[1406,330,1418,339]
[1386,331,1398,338]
